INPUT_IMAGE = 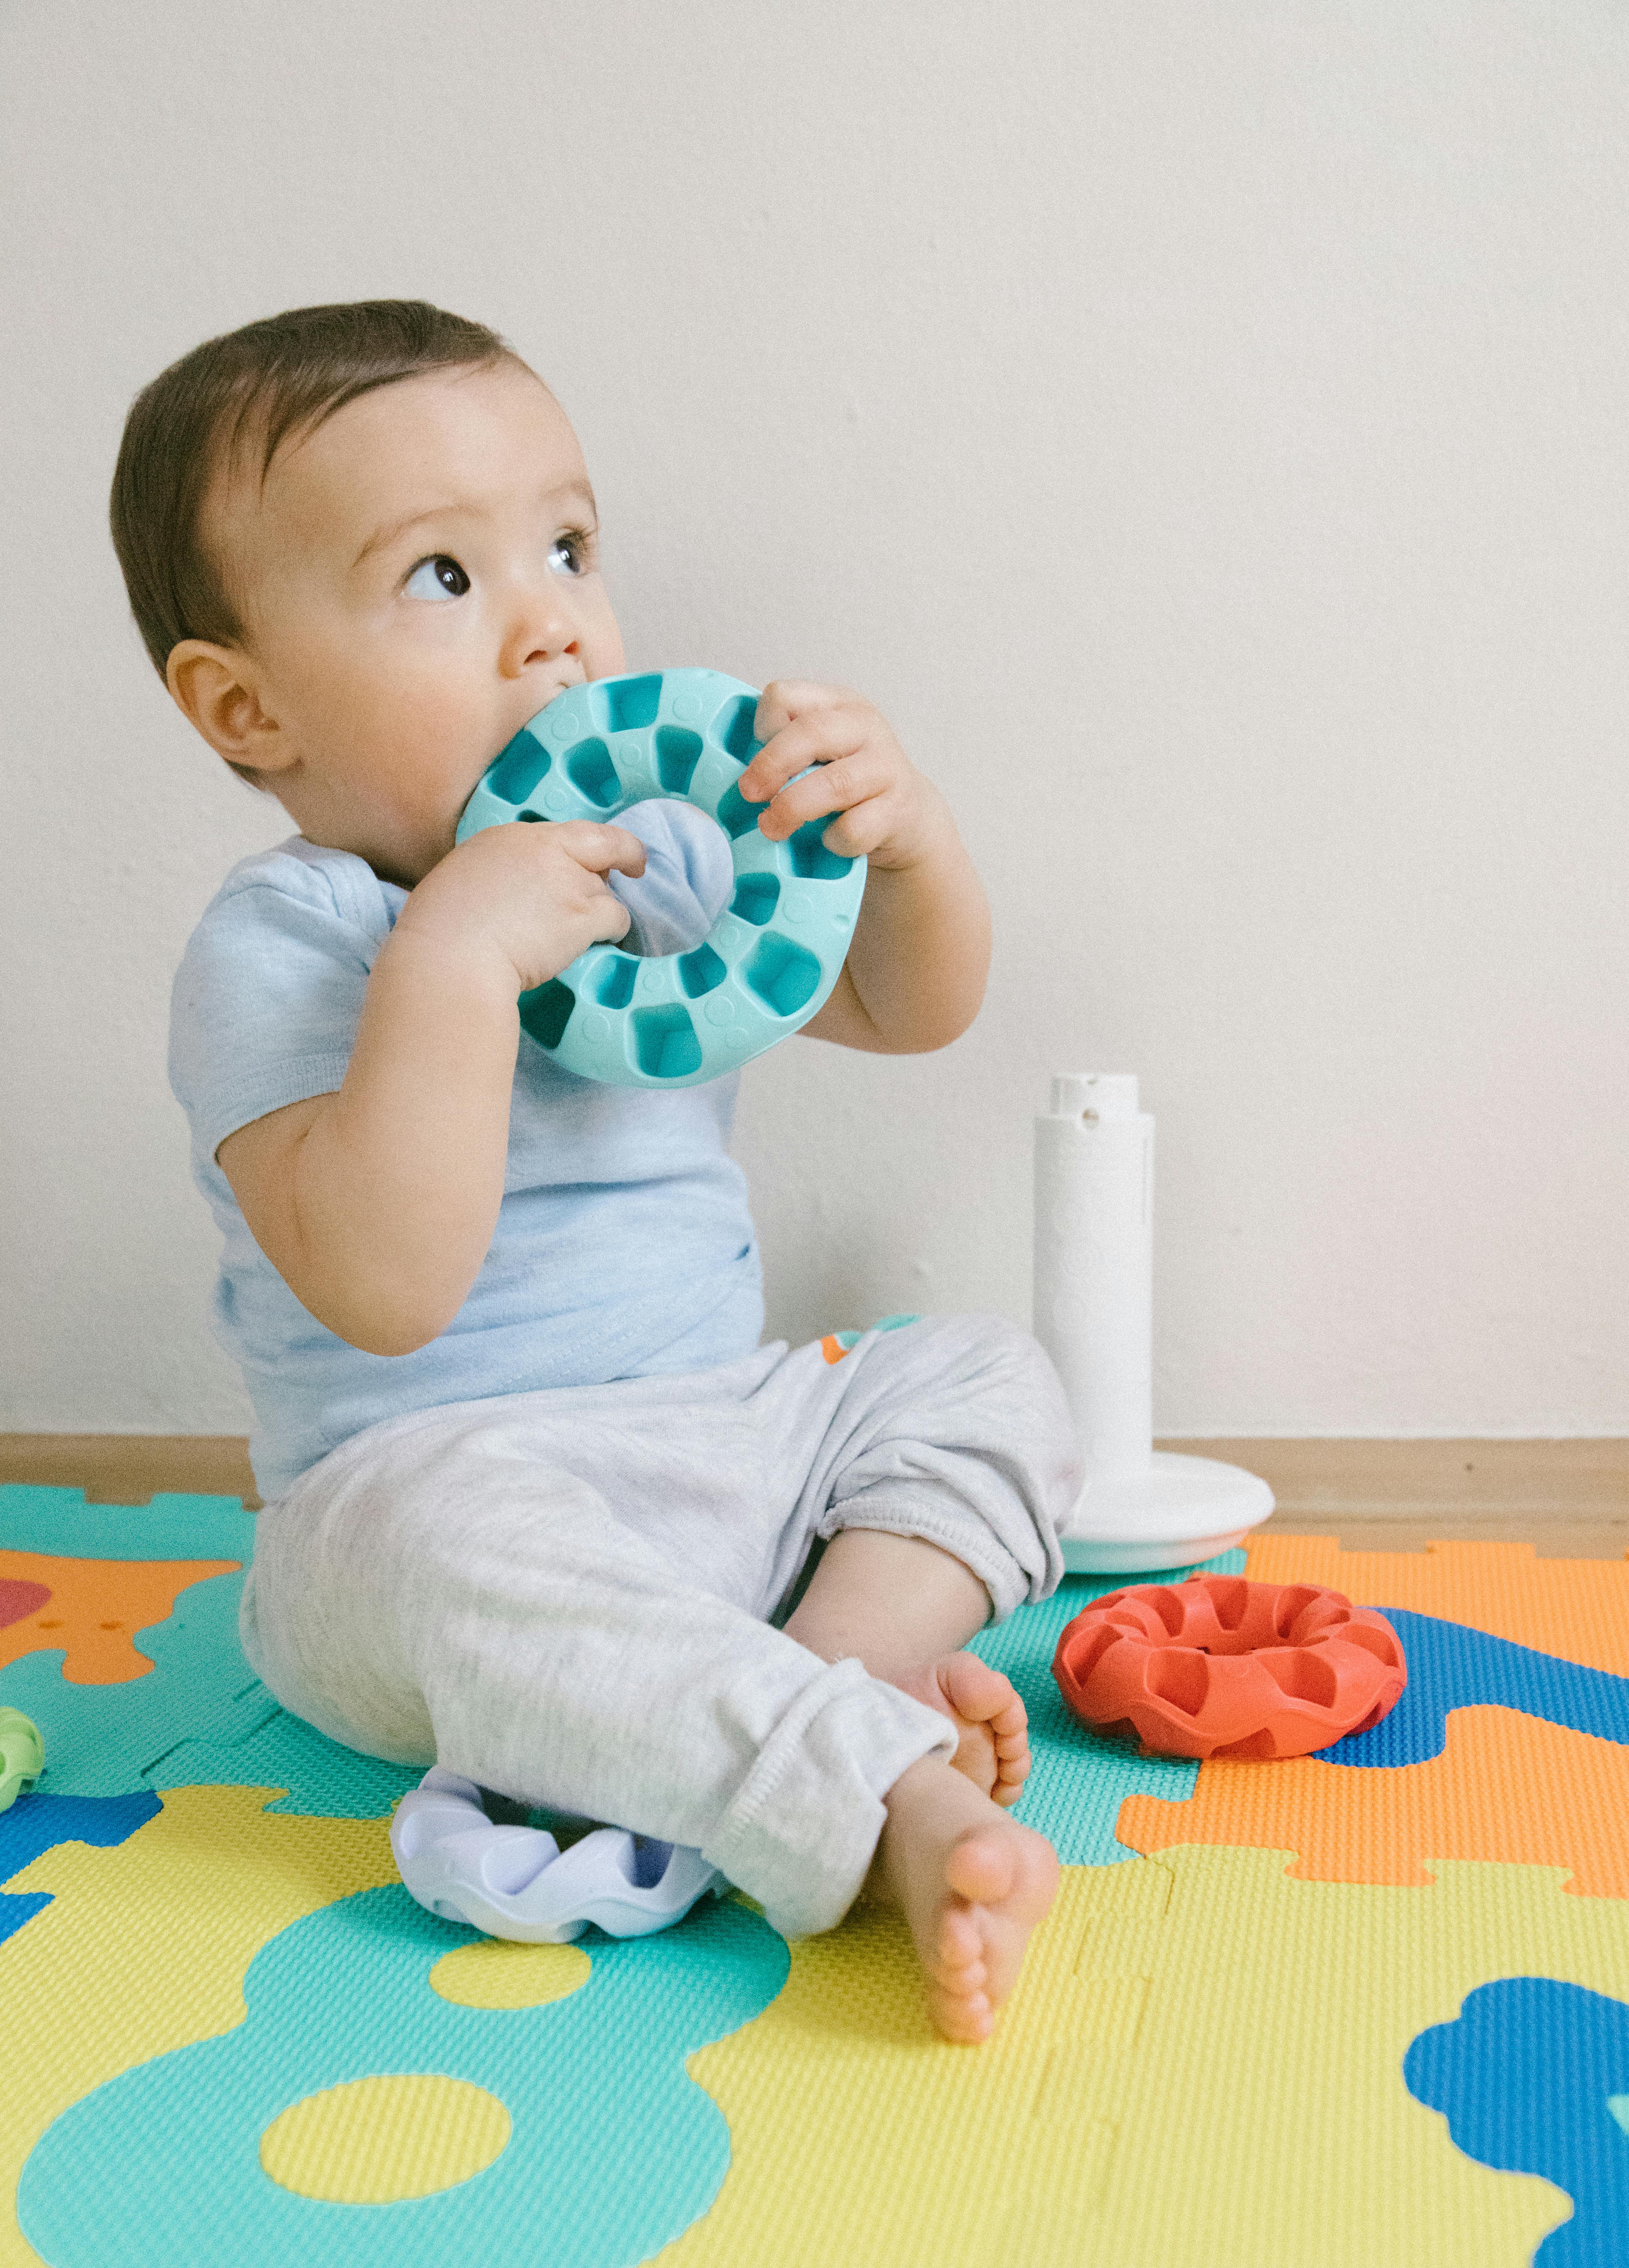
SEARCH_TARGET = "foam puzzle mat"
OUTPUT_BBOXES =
[7,1483,1629,2265]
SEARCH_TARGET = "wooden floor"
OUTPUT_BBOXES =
[1188,1437,1629,1559]
[1,1434,1626,1556]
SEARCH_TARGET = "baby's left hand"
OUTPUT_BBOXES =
[737,681,946,873]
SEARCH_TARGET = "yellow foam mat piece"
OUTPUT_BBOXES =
[0,1782,397,2267]
[668,1847,1629,2268]
[10,1536,1629,2264]
[259,2073,511,2203]
[1245,1533,1629,1673]
[429,1936,591,2009]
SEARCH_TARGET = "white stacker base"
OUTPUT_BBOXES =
[1036,1074,1276,1575]
[1058,1449,1276,1574]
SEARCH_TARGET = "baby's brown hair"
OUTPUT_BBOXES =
[110,299,510,703]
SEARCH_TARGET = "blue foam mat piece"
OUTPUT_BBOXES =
[969,1549,1247,1864]
[0,1484,258,1563]
[0,1790,161,1946]
[1406,1977,1629,2267]
[1321,1610,1629,1769]
[19,1882,788,2268]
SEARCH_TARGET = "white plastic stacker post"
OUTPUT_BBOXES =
[1033,1073,1274,1574]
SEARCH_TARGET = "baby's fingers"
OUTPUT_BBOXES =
[756,747,889,841]
[752,677,864,745]
[549,820,647,878]
[813,793,903,861]
[739,704,870,806]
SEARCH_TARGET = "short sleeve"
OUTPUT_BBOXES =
[168,844,396,1166]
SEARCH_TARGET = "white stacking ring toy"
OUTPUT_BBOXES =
[456,668,867,1086]
[391,1768,726,1943]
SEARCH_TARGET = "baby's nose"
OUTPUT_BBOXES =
[501,592,578,673]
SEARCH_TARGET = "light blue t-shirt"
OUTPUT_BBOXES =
[168,804,762,1501]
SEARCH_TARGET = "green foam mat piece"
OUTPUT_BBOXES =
[19,1883,788,2268]
[969,1547,1248,1865]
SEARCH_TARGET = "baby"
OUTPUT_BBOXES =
[114,299,1079,2042]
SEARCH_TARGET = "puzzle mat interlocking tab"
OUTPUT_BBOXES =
[7,1483,1629,2265]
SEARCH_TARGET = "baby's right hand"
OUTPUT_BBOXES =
[392,820,647,995]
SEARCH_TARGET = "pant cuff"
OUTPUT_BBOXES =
[703,1655,955,1938]
[820,1496,1047,1623]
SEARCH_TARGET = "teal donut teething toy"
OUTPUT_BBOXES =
[455,669,866,1087]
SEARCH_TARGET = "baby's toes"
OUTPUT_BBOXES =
[927,1907,995,2035]
[938,1652,1024,1732]
[992,1727,1031,1805]
[929,1980,994,2043]
[928,1977,995,2044]
[933,1903,986,1981]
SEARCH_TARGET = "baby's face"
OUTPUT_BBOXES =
[205,359,625,885]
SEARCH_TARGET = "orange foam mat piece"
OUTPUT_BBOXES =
[0,1552,239,1685]
[1244,1533,1629,1676]
[1118,1705,1629,1896]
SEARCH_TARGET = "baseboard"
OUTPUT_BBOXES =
[1176,1438,1629,1557]
[0,1434,263,1510]
[1174,1438,1629,1516]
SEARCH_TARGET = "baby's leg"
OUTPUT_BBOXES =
[784,1528,1031,1803]
[240,1393,960,1947]
[784,1307,1079,1804]
[774,1311,1081,2036]
[784,1528,1057,2044]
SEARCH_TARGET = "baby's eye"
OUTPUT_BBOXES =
[405,554,471,601]
[548,530,590,577]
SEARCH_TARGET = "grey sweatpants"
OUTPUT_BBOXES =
[241,1312,1078,1939]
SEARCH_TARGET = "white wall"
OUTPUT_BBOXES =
[2,0,1624,1437]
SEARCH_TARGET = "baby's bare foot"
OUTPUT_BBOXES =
[876,1755,1059,2044]
[888,1651,1030,1807]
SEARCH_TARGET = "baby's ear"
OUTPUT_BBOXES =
[166,640,290,778]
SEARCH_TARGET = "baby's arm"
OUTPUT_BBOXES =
[736,681,991,1054]
[216,821,645,1357]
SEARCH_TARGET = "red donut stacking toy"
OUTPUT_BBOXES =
[1052,1575,1407,1761]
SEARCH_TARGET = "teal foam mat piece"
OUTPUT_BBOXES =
[19,1883,788,2268]
[969,1548,1248,1865]
[0,1484,258,1562]
[0,1570,249,1798]
[0,1570,414,1819]
[144,1682,421,1820]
